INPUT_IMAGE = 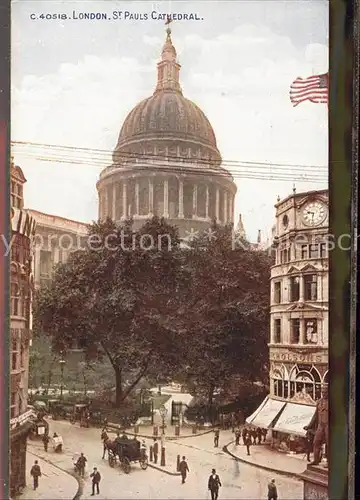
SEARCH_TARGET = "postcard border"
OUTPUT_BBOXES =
[0,0,10,497]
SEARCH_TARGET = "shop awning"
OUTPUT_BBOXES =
[272,402,316,437]
[245,396,269,424]
[246,397,286,428]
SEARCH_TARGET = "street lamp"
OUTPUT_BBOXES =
[159,405,168,466]
[59,352,66,400]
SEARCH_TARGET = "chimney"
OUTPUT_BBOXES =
[257,230,261,244]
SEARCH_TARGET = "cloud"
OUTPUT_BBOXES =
[12,22,328,241]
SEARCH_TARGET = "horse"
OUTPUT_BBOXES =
[101,430,117,460]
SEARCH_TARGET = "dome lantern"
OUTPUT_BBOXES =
[154,22,182,95]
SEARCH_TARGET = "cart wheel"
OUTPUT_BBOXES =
[108,454,115,468]
[140,457,148,470]
[122,457,131,474]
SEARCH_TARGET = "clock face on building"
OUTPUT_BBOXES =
[301,201,327,226]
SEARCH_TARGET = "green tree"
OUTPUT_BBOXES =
[177,223,271,406]
[33,217,185,407]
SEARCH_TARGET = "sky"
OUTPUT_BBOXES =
[11,0,329,242]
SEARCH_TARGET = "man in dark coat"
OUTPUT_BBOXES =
[235,429,240,446]
[42,433,49,452]
[268,479,278,500]
[256,427,263,444]
[153,438,159,464]
[208,468,222,500]
[214,429,220,448]
[30,460,42,490]
[245,433,252,456]
[76,452,87,478]
[250,428,257,444]
[90,467,101,495]
[241,427,248,445]
[179,456,189,484]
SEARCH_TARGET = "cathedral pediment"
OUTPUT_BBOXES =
[286,302,324,312]
[300,264,318,273]
[286,266,300,274]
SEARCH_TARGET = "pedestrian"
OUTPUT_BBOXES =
[42,433,49,452]
[231,413,236,433]
[90,467,101,496]
[153,438,159,464]
[256,427,263,444]
[208,468,222,500]
[214,429,220,448]
[30,460,42,490]
[268,479,278,500]
[178,456,189,484]
[235,429,240,446]
[76,452,87,478]
[245,433,252,456]
[251,428,257,444]
[262,428,267,442]
[241,427,247,445]
[141,440,147,459]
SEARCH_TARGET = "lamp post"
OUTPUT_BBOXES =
[159,404,168,466]
[59,353,66,400]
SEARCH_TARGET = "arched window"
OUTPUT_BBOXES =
[272,369,283,398]
[289,364,321,400]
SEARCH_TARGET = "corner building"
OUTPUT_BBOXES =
[247,189,328,450]
[9,161,37,496]
[97,27,237,235]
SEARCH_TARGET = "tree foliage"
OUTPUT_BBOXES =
[34,217,185,406]
[34,218,272,408]
[175,223,271,405]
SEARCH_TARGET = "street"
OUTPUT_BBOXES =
[28,420,303,499]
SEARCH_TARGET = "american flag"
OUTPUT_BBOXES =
[289,73,328,107]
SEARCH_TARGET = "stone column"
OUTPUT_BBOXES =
[54,247,60,265]
[299,276,304,302]
[178,179,184,218]
[163,179,169,217]
[34,247,41,286]
[122,182,127,219]
[205,185,209,219]
[98,193,103,220]
[224,192,228,223]
[112,184,117,221]
[149,179,154,215]
[317,274,322,301]
[104,186,109,218]
[215,188,220,221]
[229,196,233,223]
[135,181,140,215]
[270,318,275,343]
[299,318,305,344]
[192,184,198,218]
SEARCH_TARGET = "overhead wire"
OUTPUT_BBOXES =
[11,140,328,183]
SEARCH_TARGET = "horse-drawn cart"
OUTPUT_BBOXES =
[107,438,148,474]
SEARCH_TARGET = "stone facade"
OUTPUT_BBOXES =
[269,189,329,405]
[26,210,88,289]
[97,27,237,236]
[10,161,37,496]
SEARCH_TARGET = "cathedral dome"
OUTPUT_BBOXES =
[113,27,221,165]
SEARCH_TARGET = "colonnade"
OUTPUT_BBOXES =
[99,177,235,224]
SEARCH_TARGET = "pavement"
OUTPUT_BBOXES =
[106,423,213,441]
[16,451,79,500]
[223,439,308,478]
[24,420,304,499]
